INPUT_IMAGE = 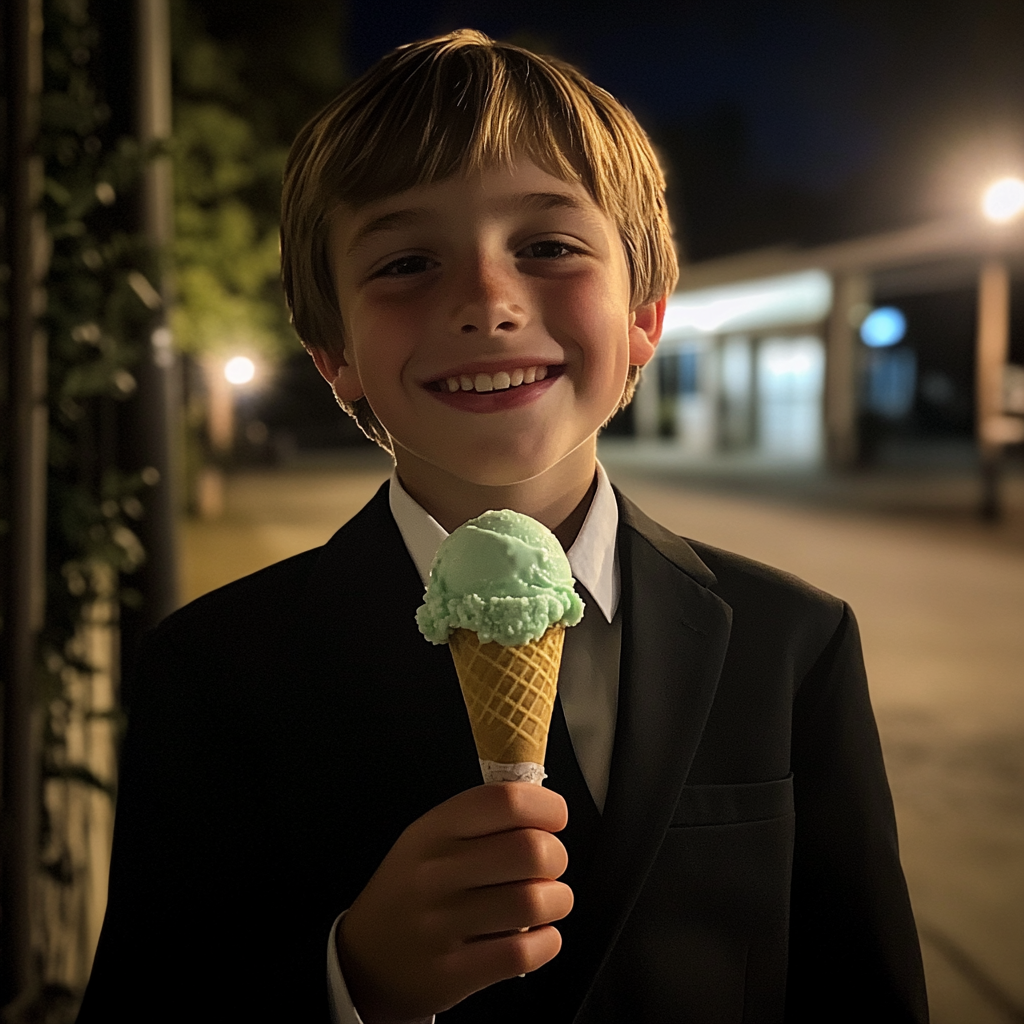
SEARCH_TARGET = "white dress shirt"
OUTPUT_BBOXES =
[328,464,623,1024]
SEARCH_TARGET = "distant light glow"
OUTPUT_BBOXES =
[860,307,906,348]
[982,177,1024,223]
[224,356,256,385]
[664,271,833,337]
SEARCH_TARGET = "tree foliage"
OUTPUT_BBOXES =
[35,0,155,765]
[169,0,347,361]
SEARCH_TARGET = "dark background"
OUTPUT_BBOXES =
[159,0,1024,454]
[350,0,1024,261]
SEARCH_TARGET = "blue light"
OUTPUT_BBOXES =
[860,307,907,348]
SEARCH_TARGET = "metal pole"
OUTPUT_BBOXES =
[975,259,1010,521]
[1,0,46,1007]
[121,0,179,662]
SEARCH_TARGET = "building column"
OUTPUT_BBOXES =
[975,259,1013,519]
[824,272,870,469]
[632,357,660,440]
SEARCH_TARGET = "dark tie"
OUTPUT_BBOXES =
[438,695,603,1023]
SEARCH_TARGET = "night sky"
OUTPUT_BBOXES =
[349,0,1024,261]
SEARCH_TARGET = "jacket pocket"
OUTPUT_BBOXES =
[670,774,794,828]
[604,778,795,1022]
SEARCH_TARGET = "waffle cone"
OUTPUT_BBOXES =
[449,626,564,767]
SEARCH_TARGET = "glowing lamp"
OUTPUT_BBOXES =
[224,356,256,385]
[860,307,906,348]
[982,177,1024,223]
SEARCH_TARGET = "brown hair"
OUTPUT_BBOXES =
[281,29,678,450]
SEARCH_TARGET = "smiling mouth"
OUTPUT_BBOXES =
[428,364,559,395]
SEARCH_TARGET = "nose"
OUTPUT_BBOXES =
[451,254,525,336]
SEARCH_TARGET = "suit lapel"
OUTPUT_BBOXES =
[282,483,482,907]
[573,490,733,1014]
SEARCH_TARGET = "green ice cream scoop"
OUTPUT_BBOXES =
[416,509,584,647]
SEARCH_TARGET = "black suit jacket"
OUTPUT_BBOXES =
[78,483,928,1023]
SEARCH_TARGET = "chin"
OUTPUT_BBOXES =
[429,436,595,490]
[437,459,555,490]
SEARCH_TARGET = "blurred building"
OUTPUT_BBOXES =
[630,215,1024,469]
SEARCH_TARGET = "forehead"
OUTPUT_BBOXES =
[331,158,611,253]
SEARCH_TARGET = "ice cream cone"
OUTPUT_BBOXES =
[449,624,564,783]
[417,509,583,785]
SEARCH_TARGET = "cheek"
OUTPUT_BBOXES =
[550,281,631,373]
[347,306,416,380]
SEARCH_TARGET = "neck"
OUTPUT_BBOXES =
[394,441,599,550]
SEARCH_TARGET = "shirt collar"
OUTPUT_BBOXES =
[388,463,620,623]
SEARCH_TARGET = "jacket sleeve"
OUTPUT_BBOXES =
[76,622,332,1023]
[785,603,929,1023]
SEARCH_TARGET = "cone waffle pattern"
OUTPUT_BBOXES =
[449,626,564,766]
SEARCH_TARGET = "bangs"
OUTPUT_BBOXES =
[319,36,612,211]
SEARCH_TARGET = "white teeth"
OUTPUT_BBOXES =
[443,365,550,393]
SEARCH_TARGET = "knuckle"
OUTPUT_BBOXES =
[504,934,538,977]
[519,879,567,923]
[517,827,548,862]
[498,781,530,817]
[518,882,548,921]
[509,926,561,976]
[519,829,565,876]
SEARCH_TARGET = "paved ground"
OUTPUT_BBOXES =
[181,447,1024,1024]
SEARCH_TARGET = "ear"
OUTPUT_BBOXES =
[628,294,666,367]
[309,345,364,403]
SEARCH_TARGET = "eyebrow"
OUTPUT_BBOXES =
[345,191,589,257]
[346,208,430,258]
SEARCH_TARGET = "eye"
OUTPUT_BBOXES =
[518,240,579,259]
[373,254,436,277]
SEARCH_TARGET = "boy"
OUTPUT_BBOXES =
[79,30,928,1024]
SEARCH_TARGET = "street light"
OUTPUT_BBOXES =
[224,355,256,385]
[981,176,1024,224]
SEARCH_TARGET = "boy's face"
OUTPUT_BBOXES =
[318,158,663,490]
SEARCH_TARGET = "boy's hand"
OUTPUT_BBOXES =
[336,783,572,1023]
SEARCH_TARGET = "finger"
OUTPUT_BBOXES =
[445,924,564,990]
[437,828,568,890]
[439,783,568,840]
[428,783,569,842]
[450,879,574,941]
